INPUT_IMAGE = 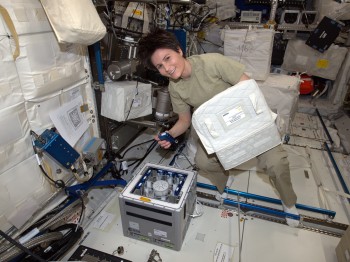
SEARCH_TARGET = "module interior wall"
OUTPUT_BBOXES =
[0,0,98,232]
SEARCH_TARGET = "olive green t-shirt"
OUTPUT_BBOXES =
[169,53,245,114]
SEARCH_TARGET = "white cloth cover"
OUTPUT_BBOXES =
[192,79,281,169]
[281,39,348,80]
[101,80,152,122]
[40,0,106,45]
[257,74,300,135]
[223,29,274,81]
[0,0,52,36]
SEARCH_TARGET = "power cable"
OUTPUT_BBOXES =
[0,230,46,262]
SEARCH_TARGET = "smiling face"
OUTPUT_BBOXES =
[150,47,189,80]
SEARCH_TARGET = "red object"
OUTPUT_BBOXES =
[299,74,314,95]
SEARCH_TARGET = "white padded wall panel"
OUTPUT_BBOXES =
[0,17,6,36]
[0,36,24,110]
[0,0,97,232]
[0,103,33,174]
[15,32,88,100]
[0,0,51,36]
[25,95,60,132]
[25,81,89,133]
[0,156,53,230]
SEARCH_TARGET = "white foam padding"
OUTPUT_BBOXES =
[14,32,88,100]
[281,39,348,80]
[0,36,24,110]
[257,74,300,135]
[223,29,274,81]
[0,0,52,36]
[0,102,33,174]
[192,79,281,170]
[101,80,152,122]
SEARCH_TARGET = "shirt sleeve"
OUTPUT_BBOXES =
[168,82,191,114]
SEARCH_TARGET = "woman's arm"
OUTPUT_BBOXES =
[156,111,192,149]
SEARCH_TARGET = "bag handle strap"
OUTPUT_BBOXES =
[0,5,20,60]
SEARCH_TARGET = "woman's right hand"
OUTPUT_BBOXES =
[154,133,172,149]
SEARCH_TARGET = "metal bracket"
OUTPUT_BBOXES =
[65,162,127,200]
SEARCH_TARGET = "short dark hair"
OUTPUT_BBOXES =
[138,28,182,71]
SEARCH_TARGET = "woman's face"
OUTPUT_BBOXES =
[151,48,185,80]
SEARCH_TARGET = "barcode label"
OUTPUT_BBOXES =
[240,11,262,23]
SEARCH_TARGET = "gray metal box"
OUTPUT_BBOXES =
[119,163,197,251]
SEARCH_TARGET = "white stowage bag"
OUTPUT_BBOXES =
[223,28,275,81]
[101,80,152,122]
[257,74,300,135]
[281,39,348,81]
[40,0,106,45]
[192,79,281,170]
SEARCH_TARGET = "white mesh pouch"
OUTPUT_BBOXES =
[40,0,106,45]
[192,79,281,160]
[223,29,274,81]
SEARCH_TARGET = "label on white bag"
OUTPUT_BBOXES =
[132,97,142,107]
[221,105,245,127]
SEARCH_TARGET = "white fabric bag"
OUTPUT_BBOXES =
[40,0,106,45]
[257,74,300,135]
[223,29,275,81]
[101,80,152,122]
[192,79,281,169]
[281,39,348,80]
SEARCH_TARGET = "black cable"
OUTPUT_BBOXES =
[196,37,207,53]
[39,165,65,189]
[0,230,46,262]
[126,2,140,30]
[78,197,85,226]
[115,138,155,175]
[157,149,172,164]
[128,141,156,167]
[110,24,143,36]
[43,224,83,261]
[121,138,154,158]
[124,80,139,121]
[178,152,195,168]
[201,37,223,48]
[131,140,158,173]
